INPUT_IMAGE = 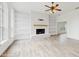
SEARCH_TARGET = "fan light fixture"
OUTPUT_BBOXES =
[45,2,62,13]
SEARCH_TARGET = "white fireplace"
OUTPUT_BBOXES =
[30,11,50,39]
[33,25,48,35]
[31,25,49,39]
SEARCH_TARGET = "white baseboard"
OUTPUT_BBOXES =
[67,36,79,40]
[0,39,14,56]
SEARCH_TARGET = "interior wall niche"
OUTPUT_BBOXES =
[57,21,67,34]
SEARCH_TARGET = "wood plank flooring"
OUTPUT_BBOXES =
[1,34,79,57]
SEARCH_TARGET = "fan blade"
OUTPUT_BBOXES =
[45,5,51,8]
[45,9,51,11]
[51,2,54,5]
[55,9,62,11]
[56,4,59,7]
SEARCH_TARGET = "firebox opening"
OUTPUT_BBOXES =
[36,29,45,34]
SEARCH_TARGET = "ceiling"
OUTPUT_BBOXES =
[8,2,79,15]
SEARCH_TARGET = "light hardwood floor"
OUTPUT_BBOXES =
[1,34,79,57]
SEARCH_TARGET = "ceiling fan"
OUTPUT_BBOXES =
[45,2,62,13]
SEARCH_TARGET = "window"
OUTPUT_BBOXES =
[0,3,3,42]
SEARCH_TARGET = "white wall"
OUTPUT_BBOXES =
[10,8,15,39]
[2,3,9,41]
[58,9,79,40]
[15,11,31,39]
[0,3,14,56]
[0,3,2,41]
[66,10,79,40]
[49,14,58,35]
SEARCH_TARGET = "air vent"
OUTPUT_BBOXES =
[38,19,44,21]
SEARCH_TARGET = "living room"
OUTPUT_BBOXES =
[0,2,79,57]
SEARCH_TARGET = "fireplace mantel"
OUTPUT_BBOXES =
[34,24,48,26]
